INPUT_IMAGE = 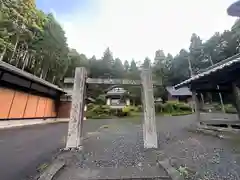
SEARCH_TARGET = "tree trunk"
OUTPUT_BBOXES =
[15,44,23,67]
[52,76,56,83]
[21,50,28,70]
[15,49,21,67]
[10,35,19,63]
[27,54,33,70]
[40,67,44,79]
[0,47,6,61]
[44,68,49,80]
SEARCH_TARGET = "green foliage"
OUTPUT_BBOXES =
[86,104,140,119]
[95,94,106,105]
[155,103,164,113]
[213,103,222,111]
[2,0,240,106]
[127,105,138,112]
[211,103,237,114]
[155,101,192,115]
[137,105,143,112]
[225,104,237,114]
[86,105,112,119]
[0,0,69,86]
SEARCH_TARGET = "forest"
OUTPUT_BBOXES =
[1,0,240,101]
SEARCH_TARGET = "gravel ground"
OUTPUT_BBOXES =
[54,120,170,179]
[55,114,240,180]
[155,115,240,180]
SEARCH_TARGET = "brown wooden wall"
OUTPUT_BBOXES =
[57,101,71,118]
[0,87,56,119]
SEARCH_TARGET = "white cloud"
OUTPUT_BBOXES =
[59,0,237,61]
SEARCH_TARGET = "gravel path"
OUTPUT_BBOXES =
[54,120,170,179]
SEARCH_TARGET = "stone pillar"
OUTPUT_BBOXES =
[141,68,158,149]
[192,90,200,122]
[66,67,87,150]
[106,98,111,105]
[83,105,87,120]
[232,83,240,120]
[126,99,130,106]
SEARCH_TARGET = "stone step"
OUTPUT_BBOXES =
[55,165,171,180]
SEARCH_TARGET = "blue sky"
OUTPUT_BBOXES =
[36,0,237,61]
[36,0,90,14]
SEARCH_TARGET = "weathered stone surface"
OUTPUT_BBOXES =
[86,78,142,85]
[141,68,158,148]
[64,77,162,86]
[192,91,200,122]
[232,83,240,120]
[66,67,87,149]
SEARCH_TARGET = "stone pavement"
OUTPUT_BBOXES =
[0,118,68,129]
[53,120,171,180]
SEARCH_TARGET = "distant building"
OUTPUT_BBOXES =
[106,87,130,109]
[154,97,163,104]
[166,86,192,103]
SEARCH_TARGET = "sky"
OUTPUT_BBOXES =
[36,0,238,61]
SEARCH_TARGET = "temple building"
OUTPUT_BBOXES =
[105,87,130,109]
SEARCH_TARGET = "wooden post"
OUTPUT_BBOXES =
[232,83,240,120]
[192,91,200,122]
[66,67,87,150]
[141,68,158,149]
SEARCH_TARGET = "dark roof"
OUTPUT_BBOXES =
[174,54,240,89]
[227,0,240,17]
[106,87,128,96]
[166,86,192,96]
[87,97,96,102]
[0,61,64,92]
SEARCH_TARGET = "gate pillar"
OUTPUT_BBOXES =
[141,68,158,148]
[65,67,87,150]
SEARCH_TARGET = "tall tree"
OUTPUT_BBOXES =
[142,57,151,68]
[123,60,129,72]
[189,33,204,73]
[112,58,124,78]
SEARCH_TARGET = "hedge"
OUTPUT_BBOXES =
[155,101,192,114]
[86,101,193,119]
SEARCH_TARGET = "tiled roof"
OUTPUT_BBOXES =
[0,61,64,92]
[106,87,127,95]
[227,0,240,17]
[166,86,192,96]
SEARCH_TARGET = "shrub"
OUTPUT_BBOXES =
[177,102,192,112]
[86,104,139,118]
[162,101,175,113]
[213,103,222,111]
[155,101,192,115]
[137,105,142,112]
[95,94,106,105]
[87,103,95,109]
[86,104,112,119]
[155,103,164,113]
[210,103,237,113]
[120,106,131,116]
[225,104,237,114]
[128,105,138,112]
